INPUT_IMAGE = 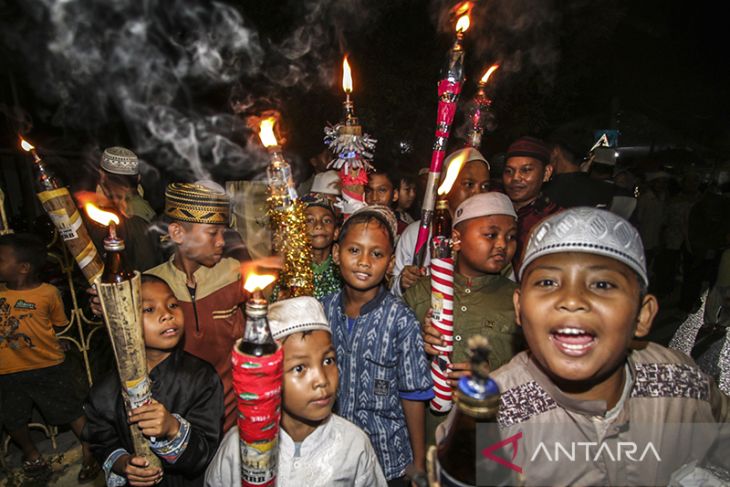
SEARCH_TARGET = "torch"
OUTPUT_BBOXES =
[87,203,161,470]
[428,151,468,412]
[20,137,104,284]
[258,116,314,298]
[232,272,282,487]
[323,56,377,216]
[412,9,471,266]
[466,64,499,149]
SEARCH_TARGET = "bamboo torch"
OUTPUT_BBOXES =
[412,8,471,266]
[20,137,104,284]
[87,203,161,470]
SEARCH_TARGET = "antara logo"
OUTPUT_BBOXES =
[481,432,523,474]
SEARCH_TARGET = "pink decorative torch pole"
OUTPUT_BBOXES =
[412,11,471,266]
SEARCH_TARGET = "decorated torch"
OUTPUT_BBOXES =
[86,203,161,470]
[20,137,104,284]
[412,8,471,266]
[324,56,377,216]
[466,64,499,149]
[258,116,314,298]
[232,272,282,487]
[429,150,469,413]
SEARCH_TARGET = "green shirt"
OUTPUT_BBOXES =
[312,255,342,299]
[403,272,522,370]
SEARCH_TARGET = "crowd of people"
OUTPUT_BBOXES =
[1,134,729,486]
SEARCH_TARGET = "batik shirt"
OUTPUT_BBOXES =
[320,287,433,480]
[312,255,342,299]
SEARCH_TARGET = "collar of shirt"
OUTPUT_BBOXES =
[454,272,503,293]
[336,285,389,318]
[312,255,333,274]
[279,414,334,460]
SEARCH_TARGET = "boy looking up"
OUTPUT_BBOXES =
[84,275,223,487]
[404,193,521,443]
[320,206,433,485]
[448,208,730,485]
[205,296,386,486]
[0,233,99,482]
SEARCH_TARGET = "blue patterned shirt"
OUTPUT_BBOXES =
[320,287,433,480]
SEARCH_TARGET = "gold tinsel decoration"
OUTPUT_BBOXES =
[267,196,314,297]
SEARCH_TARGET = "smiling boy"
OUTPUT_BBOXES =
[462,208,730,486]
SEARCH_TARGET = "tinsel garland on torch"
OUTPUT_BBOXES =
[267,197,314,297]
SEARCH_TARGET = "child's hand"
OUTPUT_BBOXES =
[447,362,476,389]
[421,310,444,356]
[113,454,163,486]
[86,287,103,317]
[400,265,426,291]
[128,399,180,440]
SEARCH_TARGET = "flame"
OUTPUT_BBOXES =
[244,272,276,293]
[20,137,35,152]
[258,117,278,148]
[85,203,120,226]
[342,56,353,93]
[479,64,500,85]
[455,14,471,33]
[437,151,470,195]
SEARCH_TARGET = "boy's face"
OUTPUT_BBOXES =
[503,156,553,206]
[397,180,417,211]
[446,160,490,214]
[333,221,394,294]
[305,206,337,251]
[142,281,185,352]
[453,215,517,277]
[0,246,22,283]
[281,330,338,425]
[365,174,397,207]
[515,252,657,388]
[170,222,226,268]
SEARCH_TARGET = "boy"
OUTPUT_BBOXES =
[83,275,224,486]
[453,208,730,485]
[204,296,387,486]
[303,194,342,299]
[142,181,245,432]
[365,167,409,236]
[404,193,521,444]
[320,206,433,485]
[97,146,155,223]
[394,174,417,226]
[0,233,99,482]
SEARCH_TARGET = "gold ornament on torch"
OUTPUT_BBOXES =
[257,117,314,298]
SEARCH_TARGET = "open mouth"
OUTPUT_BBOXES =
[354,272,371,281]
[161,327,179,337]
[549,327,597,356]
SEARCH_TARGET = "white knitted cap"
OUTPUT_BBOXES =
[268,296,331,340]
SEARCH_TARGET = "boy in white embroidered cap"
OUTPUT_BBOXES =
[205,296,386,487]
[439,207,730,486]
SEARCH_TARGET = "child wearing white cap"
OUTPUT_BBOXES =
[404,192,522,444]
[205,296,386,487]
[441,207,730,485]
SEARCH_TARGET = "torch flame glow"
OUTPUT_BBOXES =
[244,272,277,293]
[437,151,470,196]
[258,117,278,148]
[342,56,353,93]
[479,64,500,85]
[20,138,35,152]
[456,14,470,33]
[85,203,120,226]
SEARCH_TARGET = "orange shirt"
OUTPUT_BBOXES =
[0,283,68,374]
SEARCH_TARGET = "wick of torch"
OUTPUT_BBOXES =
[342,56,353,95]
[19,137,41,162]
[258,117,279,150]
[479,64,500,86]
[244,272,276,301]
[85,203,120,239]
[455,14,471,35]
[437,151,470,196]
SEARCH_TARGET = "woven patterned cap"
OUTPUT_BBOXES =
[344,204,398,244]
[519,207,648,286]
[164,182,230,225]
[101,146,139,175]
[268,296,331,340]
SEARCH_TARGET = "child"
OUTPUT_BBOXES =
[450,207,730,485]
[365,168,409,237]
[320,206,433,484]
[303,194,342,299]
[205,296,387,486]
[97,146,156,223]
[0,233,99,482]
[83,275,224,487]
[404,193,522,443]
[394,174,417,226]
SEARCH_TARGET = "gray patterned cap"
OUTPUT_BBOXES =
[519,207,648,286]
[101,146,139,175]
[343,204,398,244]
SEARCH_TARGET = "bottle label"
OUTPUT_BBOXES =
[239,437,278,486]
[124,376,153,410]
[48,208,81,241]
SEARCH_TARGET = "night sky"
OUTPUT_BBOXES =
[1,0,728,187]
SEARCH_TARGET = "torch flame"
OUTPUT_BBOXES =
[342,56,353,93]
[437,151,470,196]
[85,203,120,226]
[244,272,276,293]
[479,64,500,85]
[258,117,278,148]
[455,14,470,33]
[20,137,35,152]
